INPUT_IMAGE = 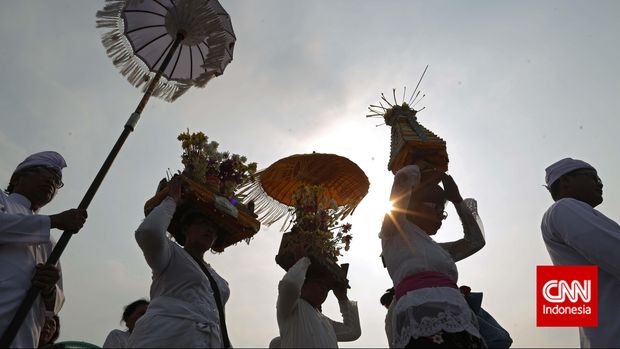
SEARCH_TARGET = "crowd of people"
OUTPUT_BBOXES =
[0,151,618,348]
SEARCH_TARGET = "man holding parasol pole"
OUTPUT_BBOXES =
[0,151,87,348]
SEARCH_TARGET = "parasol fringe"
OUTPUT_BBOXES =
[238,170,366,231]
[238,176,293,227]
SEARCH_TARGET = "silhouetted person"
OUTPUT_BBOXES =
[542,158,620,348]
[380,162,485,347]
[129,177,231,348]
[0,151,87,348]
[270,257,360,348]
[103,299,149,348]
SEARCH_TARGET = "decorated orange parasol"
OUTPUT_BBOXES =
[240,152,369,289]
[240,152,370,227]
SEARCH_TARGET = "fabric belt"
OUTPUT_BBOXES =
[395,271,458,300]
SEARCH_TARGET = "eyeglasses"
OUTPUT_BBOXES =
[26,166,64,189]
[570,170,602,186]
[421,202,448,220]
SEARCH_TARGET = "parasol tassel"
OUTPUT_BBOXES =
[238,176,293,227]
[238,172,367,231]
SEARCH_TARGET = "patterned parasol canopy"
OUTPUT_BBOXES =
[97,0,236,101]
[240,153,370,226]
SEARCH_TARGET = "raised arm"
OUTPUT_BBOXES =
[277,257,310,320]
[329,287,361,342]
[135,197,176,273]
[438,175,485,262]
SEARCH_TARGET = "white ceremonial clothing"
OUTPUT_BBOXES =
[128,197,230,348]
[0,192,64,348]
[380,165,484,347]
[102,329,130,348]
[542,198,620,348]
[276,257,361,348]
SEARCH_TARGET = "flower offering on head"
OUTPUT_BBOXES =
[289,184,353,263]
[177,130,257,201]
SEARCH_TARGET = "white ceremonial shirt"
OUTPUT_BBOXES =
[380,165,484,347]
[275,257,361,348]
[128,197,230,348]
[0,192,64,348]
[102,329,129,348]
[542,198,620,348]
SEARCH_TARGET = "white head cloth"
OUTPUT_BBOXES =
[14,151,67,175]
[390,164,422,204]
[545,158,595,187]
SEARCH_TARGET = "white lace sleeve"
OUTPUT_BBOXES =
[331,300,361,341]
[439,198,486,262]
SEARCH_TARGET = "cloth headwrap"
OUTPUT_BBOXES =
[544,158,595,188]
[390,165,422,204]
[14,151,67,176]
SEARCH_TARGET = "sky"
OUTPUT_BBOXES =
[1,0,619,347]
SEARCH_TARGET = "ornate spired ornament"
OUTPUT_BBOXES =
[367,66,449,173]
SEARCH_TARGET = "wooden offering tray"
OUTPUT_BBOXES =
[144,174,260,253]
[275,232,349,290]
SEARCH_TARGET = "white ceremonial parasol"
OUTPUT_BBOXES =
[0,0,236,345]
[97,0,235,101]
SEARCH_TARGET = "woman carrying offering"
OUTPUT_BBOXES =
[380,162,486,348]
[128,176,231,348]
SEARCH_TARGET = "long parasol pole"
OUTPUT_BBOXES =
[0,33,185,347]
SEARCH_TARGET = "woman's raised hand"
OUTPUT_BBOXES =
[442,174,463,204]
[167,175,183,204]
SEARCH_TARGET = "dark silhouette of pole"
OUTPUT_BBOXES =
[0,33,184,347]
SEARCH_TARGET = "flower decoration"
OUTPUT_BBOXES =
[289,184,353,262]
[177,130,257,201]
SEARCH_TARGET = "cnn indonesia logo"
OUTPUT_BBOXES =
[536,266,598,327]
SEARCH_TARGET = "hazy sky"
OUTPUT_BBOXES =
[1,1,619,347]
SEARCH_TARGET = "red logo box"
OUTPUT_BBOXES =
[536,266,598,327]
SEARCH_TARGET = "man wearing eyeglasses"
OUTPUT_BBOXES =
[542,158,620,348]
[0,151,87,348]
